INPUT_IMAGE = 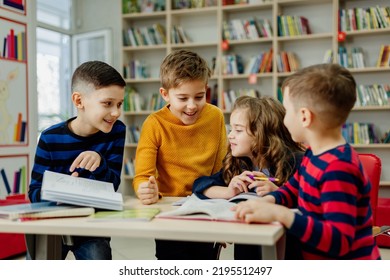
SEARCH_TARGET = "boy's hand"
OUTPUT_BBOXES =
[233,199,294,227]
[137,176,159,205]
[70,151,101,173]
[249,181,278,196]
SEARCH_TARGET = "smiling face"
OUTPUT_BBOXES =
[228,108,254,159]
[160,80,207,125]
[72,85,124,136]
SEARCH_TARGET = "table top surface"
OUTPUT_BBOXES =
[0,197,284,246]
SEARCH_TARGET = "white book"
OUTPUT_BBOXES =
[41,170,123,211]
[157,193,261,222]
[156,194,238,222]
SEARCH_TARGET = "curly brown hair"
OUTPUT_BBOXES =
[222,96,304,185]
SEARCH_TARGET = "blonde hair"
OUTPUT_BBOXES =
[160,49,211,90]
[222,96,304,184]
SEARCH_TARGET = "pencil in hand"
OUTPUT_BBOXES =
[249,175,279,182]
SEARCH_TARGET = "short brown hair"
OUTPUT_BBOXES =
[72,60,125,93]
[160,49,211,90]
[282,63,356,128]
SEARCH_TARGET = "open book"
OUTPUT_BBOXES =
[156,194,240,222]
[89,208,160,222]
[228,191,260,203]
[173,191,260,206]
[41,170,123,211]
[0,201,94,221]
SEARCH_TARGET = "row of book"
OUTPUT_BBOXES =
[1,29,26,61]
[173,0,217,9]
[122,23,166,47]
[122,0,166,14]
[339,6,390,32]
[171,25,190,44]
[244,49,273,74]
[276,51,299,73]
[277,15,311,37]
[221,54,244,75]
[337,46,365,69]
[377,45,390,67]
[124,158,135,177]
[13,112,27,143]
[124,88,143,112]
[356,84,390,107]
[222,88,260,111]
[222,18,273,41]
[124,89,166,112]
[123,60,149,79]
[0,167,26,198]
[342,122,380,145]
[126,126,140,144]
[222,0,271,6]
[214,51,297,75]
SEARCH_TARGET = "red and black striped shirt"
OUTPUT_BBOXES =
[271,144,381,259]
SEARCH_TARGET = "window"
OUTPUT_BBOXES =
[37,0,71,30]
[36,0,72,132]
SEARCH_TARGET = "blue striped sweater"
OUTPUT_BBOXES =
[29,117,125,202]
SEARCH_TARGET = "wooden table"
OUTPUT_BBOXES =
[0,197,285,260]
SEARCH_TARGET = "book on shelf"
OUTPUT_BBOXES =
[89,208,160,222]
[0,201,95,221]
[41,170,123,211]
[157,193,260,222]
[0,168,11,195]
[376,45,390,67]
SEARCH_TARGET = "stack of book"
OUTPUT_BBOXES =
[0,201,94,221]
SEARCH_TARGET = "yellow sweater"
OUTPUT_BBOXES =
[133,103,227,197]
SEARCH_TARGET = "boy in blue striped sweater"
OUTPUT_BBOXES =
[28,61,126,260]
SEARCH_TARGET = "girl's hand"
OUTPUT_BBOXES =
[227,171,255,194]
[70,151,101,173]
[137,176,159,205]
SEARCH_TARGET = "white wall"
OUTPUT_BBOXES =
[73,0,122,71]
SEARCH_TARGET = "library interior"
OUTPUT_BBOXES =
[0,0,390,260]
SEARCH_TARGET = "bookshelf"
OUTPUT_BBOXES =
[0,1,35,259]
[120,0,390,196]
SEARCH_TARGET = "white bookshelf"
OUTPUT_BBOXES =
[120,0,390,195]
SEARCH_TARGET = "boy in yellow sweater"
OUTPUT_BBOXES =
[133,49,227,259]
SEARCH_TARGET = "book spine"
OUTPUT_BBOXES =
[0,169,11,194]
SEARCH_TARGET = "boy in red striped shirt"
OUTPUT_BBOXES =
[235,63,381,259]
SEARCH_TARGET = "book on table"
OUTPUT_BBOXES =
[89,208,160,222]
[156,194,241,222]
[0,201,95,221]
[41,170,123,211]
[173,191,260,206]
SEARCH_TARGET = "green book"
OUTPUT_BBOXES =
[90,208,160,222]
